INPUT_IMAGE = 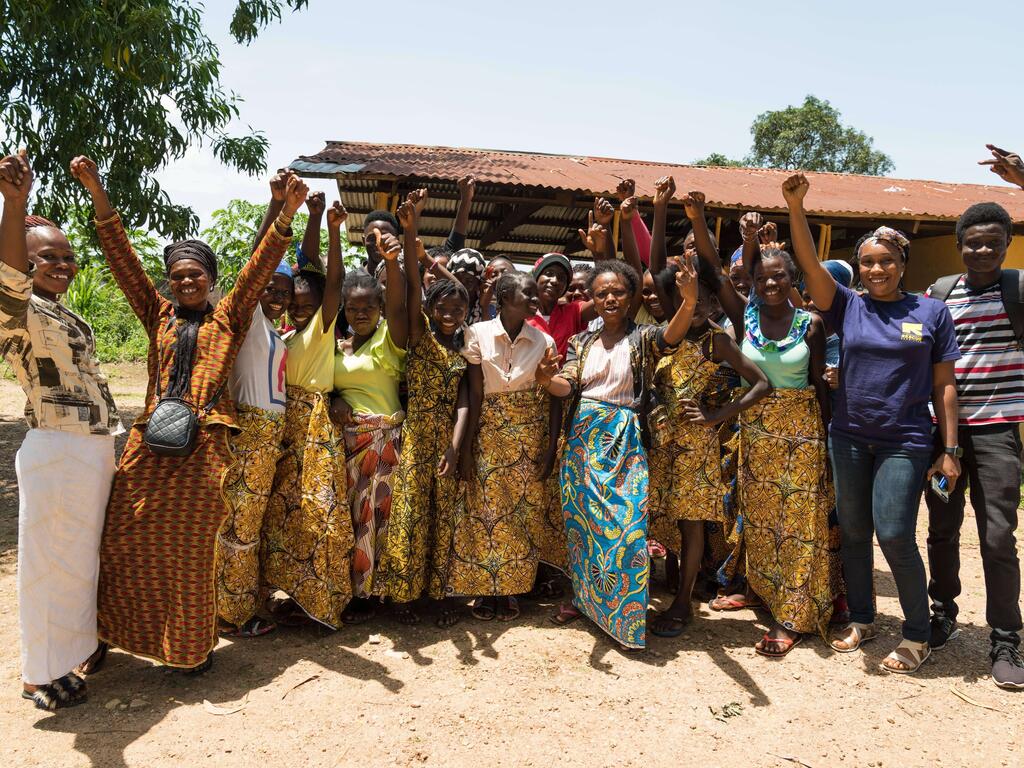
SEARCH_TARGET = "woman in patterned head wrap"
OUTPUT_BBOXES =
[72,156,303,673]
[786,173,961,675]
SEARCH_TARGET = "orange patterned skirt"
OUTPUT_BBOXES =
[98,425,234,668]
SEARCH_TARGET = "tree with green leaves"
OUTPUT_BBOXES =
[693,95,894,175]
[691,152,746,168]
[0,0,309,238]
[200,198,364,293]
[748,96,893,175]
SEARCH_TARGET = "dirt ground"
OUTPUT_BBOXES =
[0,363,1019,768]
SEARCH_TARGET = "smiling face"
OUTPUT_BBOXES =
[167,258,211,311]
[260,273,293,322]
[429,293,469,337]
[499,277,540,324]
[344,286,382,338]
[857,240,904,300]
[591,271,632,325]
[729,262,752,297]
[537,263,569,309]
[288,282,321,332]
[960,222,1009,284]
[641,270,663,320]
[26,226,78,300]
[752,253,793,307]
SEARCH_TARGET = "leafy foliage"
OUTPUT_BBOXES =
[747,96,894,175]
[64,221,163,362]
[691,152,746,168]
[201,199,364,293]
[0,1,311,239]
[694,95,894,176]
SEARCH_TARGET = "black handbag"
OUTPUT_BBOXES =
[143,383,223,457]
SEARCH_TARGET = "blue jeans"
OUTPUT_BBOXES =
[829,432,931,642]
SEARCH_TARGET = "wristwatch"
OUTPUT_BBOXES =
[943,446,964,458]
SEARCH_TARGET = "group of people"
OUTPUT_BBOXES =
[3,142,1023,713]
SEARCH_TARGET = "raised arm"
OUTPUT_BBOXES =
[71,155,165,332]
[378,229,408,349]
[619,195,644,317]
[252,169,287,255]
[782,173,836,311]
[445,175,475,252]
[649,175,675,278]
[683,191,745,330]
[738,211,764,279]
[979,144,1024,190]
[660,254,698,348]
[616,179,651,268]
[321,198,348,330]
[419,239,459,284]
[0,151,31,274]
[398,189,427,345]
[300,191,326,272]
[222,173,305,331]
[592,197,617,261]
[576,213,606,323]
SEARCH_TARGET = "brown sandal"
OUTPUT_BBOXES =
[830,622,877,653]
[880,639,931,674]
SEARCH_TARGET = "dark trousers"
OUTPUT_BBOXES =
[830,432,932,642]
[926,423,1022,647]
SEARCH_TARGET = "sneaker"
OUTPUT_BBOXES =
[929,615,960,650]
[991,644,1024,690]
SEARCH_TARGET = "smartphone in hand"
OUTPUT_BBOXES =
[930,473,950,503]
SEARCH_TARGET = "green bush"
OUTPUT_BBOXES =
[64,262,151,362]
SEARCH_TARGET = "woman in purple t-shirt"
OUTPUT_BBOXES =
[784,173,962,676]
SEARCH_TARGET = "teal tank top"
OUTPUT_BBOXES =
[740,304,812,389]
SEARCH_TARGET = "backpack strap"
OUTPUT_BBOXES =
[929,273,963,303]
[1000,269,1024,349]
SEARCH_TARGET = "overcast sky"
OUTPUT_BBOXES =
[156,0,1024,230]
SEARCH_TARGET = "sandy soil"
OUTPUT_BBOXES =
[0,363,1019,768]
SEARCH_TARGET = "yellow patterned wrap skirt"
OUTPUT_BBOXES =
[262,386,354,628]
[216,404,285,627]
[450,388,553,596]
[738,387,838,636]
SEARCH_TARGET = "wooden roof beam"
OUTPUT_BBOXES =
[477,203,545,250]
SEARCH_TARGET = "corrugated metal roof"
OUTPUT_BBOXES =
[291,141,1024,222]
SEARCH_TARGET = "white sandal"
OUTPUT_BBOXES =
[880,639,931,674]
[829,622,877,653]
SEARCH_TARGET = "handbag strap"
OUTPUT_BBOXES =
[154,315,224,415]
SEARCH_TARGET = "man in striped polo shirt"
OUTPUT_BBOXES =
[926,201,1024,689]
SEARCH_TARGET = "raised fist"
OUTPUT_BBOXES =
[305,191,326,217]
[282,174,309,217]
[0,150,32,203]
[781,173,809,206]
[616,178,636,202]
[69,155,103,196]
[326,200,348,229]
[653,175,676,208]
